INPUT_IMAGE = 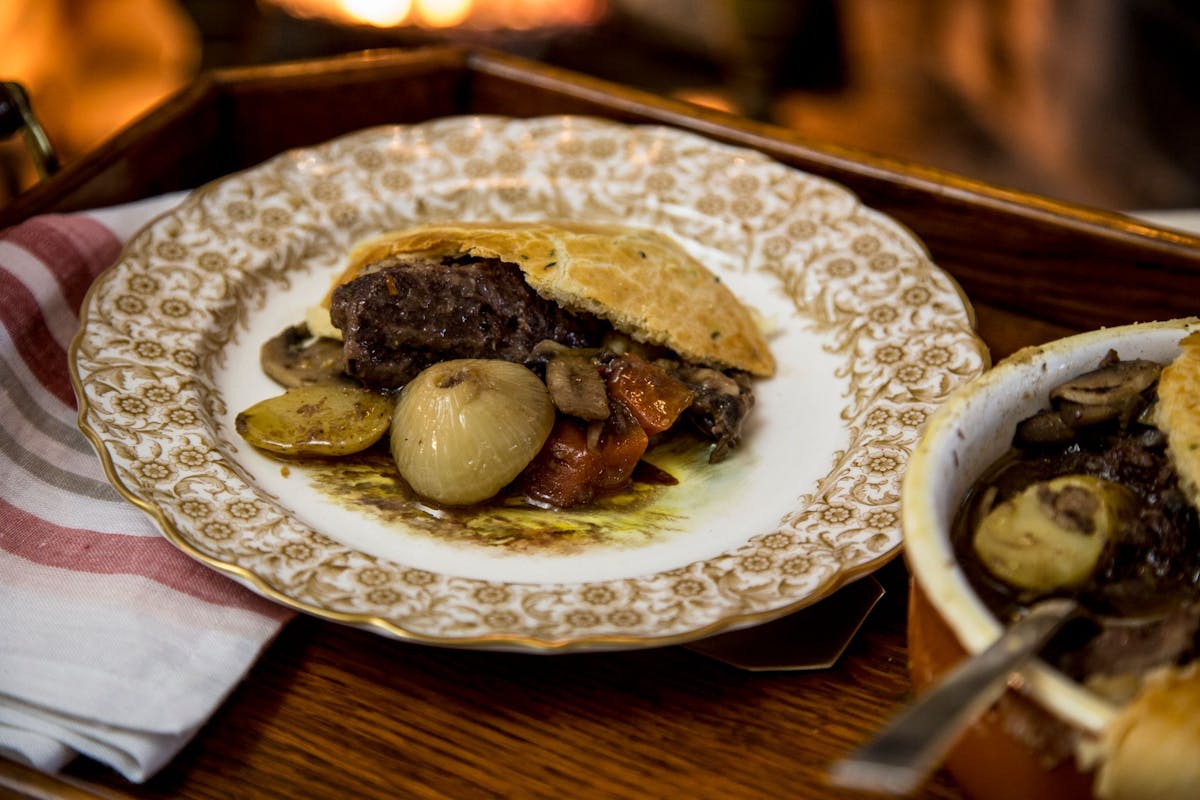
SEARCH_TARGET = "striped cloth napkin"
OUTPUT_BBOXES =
[0,193,292,782]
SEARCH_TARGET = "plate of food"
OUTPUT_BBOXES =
[70,115,986,650]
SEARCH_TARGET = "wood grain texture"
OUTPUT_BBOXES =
[49,562,965,800]
[4,46,1191,800]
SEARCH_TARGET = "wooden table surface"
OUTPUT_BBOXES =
[3,48,1194,800]
[69,563,943,800]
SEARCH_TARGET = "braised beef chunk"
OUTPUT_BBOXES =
[669,365,755,462]
[330,258,603,388]
[1055,602,1200,682]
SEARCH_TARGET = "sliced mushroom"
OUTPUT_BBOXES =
[544,355,610,420]
[1015,409,1076,445]
[1057,399,1133,427]
[1049,356,1160,407]
[526,340,610,420]
[260,324,347,388]
[1015,356,1162,445]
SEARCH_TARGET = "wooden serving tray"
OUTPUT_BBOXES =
[5,45,1200,344]
[6,46,1198,800]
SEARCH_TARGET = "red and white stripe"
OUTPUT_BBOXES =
[0,199,291,782]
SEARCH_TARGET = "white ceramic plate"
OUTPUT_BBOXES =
[71,116,986,650]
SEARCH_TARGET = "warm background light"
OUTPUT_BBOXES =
[267,0,602,30]
[0,0,198,199]
[1,0,1196,213]
[341,0,413,27]
[414,0,471,29]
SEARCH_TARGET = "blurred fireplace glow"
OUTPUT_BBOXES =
[0,0,199,199]
[267,0,606,30]
[0,0,609,201]
[341,0,413,27]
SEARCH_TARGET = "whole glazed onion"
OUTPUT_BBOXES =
[390,359,556,506]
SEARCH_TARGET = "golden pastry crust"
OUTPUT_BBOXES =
[1155,330,1200,509]
[1093,662,1200,800]
[325,222,775,377]
[1077,328,1200,799]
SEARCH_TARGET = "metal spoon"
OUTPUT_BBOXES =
[829,597,1082,795]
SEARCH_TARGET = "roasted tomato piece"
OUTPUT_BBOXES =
[594,401,649,491]
[519,401,650,508]
[604,354,695,435]
[519,419,601,508]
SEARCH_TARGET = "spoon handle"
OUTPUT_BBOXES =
[829,597,1080,795]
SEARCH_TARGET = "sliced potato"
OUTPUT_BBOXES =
[973,474,1134,594]
[236,384,394,457]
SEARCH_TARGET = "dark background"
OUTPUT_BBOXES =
[3,0,1199,212]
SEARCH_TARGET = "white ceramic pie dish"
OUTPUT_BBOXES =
[901,316,1200,798]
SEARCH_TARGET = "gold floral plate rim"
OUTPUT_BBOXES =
[68,115,988,651]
